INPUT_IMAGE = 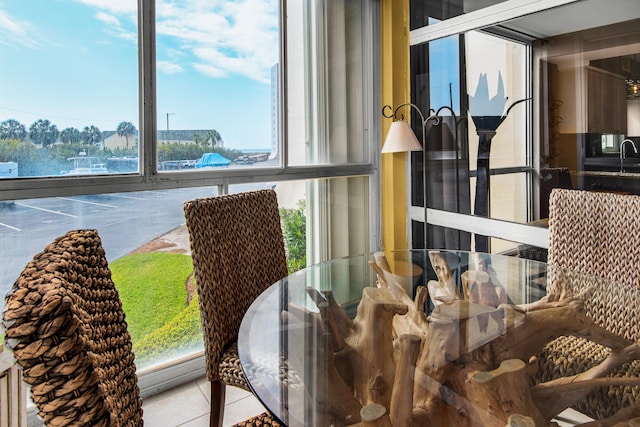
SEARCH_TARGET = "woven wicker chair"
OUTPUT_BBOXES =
[535,188,640,419]
[2,229,143,427]
[183,190,288,427]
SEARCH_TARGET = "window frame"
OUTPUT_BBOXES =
[0,0,377,204]
[3,1,381,416]
[407,0,587,251]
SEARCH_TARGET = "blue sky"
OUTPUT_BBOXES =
[0,0,278,150]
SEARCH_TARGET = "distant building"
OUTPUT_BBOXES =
[103,131,137,150]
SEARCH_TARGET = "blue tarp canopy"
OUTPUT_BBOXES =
[195,153,231,168]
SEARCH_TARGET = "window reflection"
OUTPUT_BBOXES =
[410,27,527,251]
[409,1,640,255]
[536,18,640,201]
[410,0,509,29]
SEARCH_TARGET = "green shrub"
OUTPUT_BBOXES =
[280,200,306,273]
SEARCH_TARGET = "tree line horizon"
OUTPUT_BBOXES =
[0,117,245,177]
[0,118,223,150]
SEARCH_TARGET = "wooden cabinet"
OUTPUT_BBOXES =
[586,67,627,134]
[556,66,628,135]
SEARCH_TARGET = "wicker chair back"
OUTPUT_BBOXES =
[548,188,640,292]
[539,188,640,419]
[3,229,143,427]
[183,189,288,383]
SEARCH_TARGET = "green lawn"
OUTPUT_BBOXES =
[106,210,306,368]
[4,212,306,367]
[111,252,204,368]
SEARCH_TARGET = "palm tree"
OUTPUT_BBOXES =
[81,125,102,145]
[205,130,222,149]
[29,119,59,147]
[0,119,27,141]
[117,121,137,149]
[60,127,81,144]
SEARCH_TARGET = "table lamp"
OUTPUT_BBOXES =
[381,119,423,153]
[382,103,437,248]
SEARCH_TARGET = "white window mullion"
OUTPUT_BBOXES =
[413,206,550,249]
[410,0,581,45]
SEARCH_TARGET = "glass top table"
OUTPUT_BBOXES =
[238,250,640,426]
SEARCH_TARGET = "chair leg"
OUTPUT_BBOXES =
[210,380,226,427]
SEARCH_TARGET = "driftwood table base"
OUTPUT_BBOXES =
[282,252,640,427]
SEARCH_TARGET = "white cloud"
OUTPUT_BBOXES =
[116,28,137,42]
[0,8,40,49]
[89,8,136,44]
[156,0,279,84]
[158,61,184,74]
[192,62,227,78]
[76,0,279,84]
[95,11,121,27]
[75,0,136,15]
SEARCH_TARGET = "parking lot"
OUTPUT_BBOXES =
[0,185,265,298]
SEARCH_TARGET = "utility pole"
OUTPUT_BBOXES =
[166,113,175,142]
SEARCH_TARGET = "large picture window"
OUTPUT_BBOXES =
[0,1,139,178]
[0,0,378,398]
[155,1,281,171]
[0,0,283,178]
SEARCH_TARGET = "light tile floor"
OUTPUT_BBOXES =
[142,376,594,427]
[142,376,266,427]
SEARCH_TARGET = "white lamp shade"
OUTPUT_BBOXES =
[382,120,423,153]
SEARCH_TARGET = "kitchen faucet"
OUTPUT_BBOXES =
[620,139,638,173]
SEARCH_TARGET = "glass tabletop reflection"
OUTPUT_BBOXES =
[238,250,549,427]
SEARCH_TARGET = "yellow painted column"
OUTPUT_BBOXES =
[381,0,411,251]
